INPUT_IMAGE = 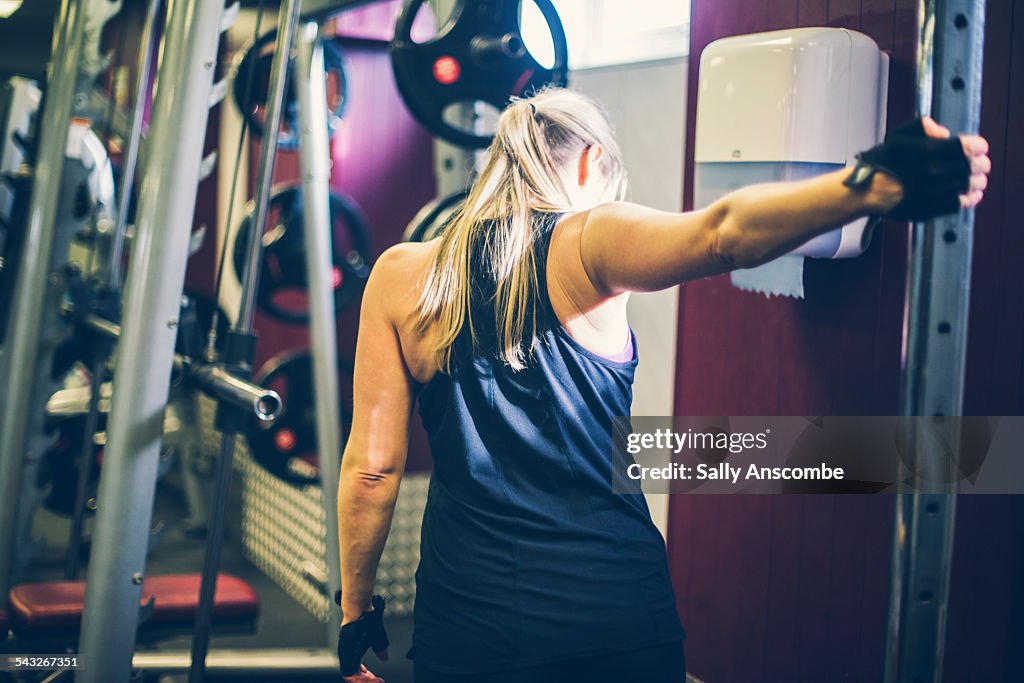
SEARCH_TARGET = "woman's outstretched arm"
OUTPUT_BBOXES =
[580,120,990,295]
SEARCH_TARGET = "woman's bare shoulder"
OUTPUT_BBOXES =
[364,241,437,323]
[362,241,442,383]
[375,239,436,269]
[366,241,437,301]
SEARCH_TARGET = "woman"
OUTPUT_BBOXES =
[334,88,990,682]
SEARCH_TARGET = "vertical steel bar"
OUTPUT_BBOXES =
[63,354,104,580]
[884,2,986,682]
[236,0,303,331]
[0,0,90,597]
[65,0,164,581]
[189,3,302,681]
[186,435,240,683]
[75,0,224,680]
[294,22,344,642]
[108,0,163,287]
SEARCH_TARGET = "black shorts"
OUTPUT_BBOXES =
[413,641,686,683]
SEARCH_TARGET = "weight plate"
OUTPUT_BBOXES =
[390,0,569,149]
[402,189,468,242]
[232,30,348,150]
[233,185,372,325]
[248,349,353,487]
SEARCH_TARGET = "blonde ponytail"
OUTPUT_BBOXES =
[414,88,627,372]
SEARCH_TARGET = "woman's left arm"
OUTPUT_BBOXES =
[338,247,418,624]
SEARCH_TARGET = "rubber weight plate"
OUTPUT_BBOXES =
[390,0,568,149]
[233,185,371,324]
[232,30,348,150]
[248,349,353,487]
[402,189,468,242]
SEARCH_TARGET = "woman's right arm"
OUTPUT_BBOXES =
[580,124,989,295]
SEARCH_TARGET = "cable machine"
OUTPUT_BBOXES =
[885,1,987,682]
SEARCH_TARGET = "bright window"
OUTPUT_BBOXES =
[0,1,23,19]
[522,0,690,71]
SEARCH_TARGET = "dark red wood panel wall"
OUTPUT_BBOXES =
[668,1,1024,681]
[963,0,1024,417]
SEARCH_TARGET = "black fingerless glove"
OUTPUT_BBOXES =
[336,592,389,677]
[843,118,970,221]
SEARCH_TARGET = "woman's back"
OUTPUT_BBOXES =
[410,214,683,674]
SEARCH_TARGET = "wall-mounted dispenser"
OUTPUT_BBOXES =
[693,27,889,297]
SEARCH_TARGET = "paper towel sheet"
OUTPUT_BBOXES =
[730,255,805,298]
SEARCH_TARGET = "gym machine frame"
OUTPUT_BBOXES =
[0,1,634,680]
[294,16,345,654]
[71,1,347,680]
[134,2,445,678]
[64,0,163,583]
[0,0,123,599]
[73,0,231,680]
[884,1,986,683]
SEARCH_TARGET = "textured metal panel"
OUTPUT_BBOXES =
[240,444,428,620]
[199,396,426,620]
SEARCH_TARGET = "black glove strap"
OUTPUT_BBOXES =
[337,594,389,677]
[843,118,970,222]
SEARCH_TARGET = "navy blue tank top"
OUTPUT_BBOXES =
[413,213,684,674]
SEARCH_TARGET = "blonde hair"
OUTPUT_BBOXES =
[414,87,627,372]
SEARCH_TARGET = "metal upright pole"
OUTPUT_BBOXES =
[884,2,986,682]
[108,0,162,287]
[0,0,93,597]
[76,0,224,680]
[189,2,302,681]
[294,22,344,643]
[237,0,302,328]
[65,0,164,581]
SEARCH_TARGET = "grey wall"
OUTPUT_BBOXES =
[570,56,688,534]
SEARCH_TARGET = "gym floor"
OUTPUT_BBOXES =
[28,464,416,683]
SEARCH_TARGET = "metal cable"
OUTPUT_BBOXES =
[206,0,269,360]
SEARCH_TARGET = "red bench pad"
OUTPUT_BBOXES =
[7,573,260,638]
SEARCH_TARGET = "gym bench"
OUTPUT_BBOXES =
[2,574,259,651]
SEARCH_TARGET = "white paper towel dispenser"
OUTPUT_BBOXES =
[694,27,890,260]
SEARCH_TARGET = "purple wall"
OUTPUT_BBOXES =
[668,1,1024,681]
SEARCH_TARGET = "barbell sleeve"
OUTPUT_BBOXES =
[188,363,282,423]
[79,314,281,423]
